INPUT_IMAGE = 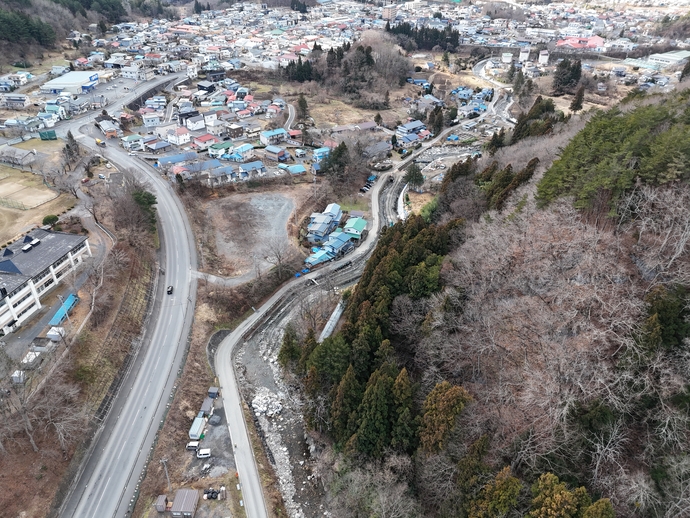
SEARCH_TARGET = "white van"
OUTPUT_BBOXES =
[196,448,211,459]
[186,441,199,451]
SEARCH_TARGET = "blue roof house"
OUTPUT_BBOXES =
[312,147,330,163]
[239,160,266,175]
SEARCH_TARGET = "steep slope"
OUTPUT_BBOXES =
[282,89,690,517]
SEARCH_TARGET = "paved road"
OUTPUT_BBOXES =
[58,74,199,518]
[213,171,388,518]
[284,104,295,130]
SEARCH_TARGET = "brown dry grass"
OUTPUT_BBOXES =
[408,191,435,215]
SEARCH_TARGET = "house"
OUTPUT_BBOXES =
[343,217,367,241]
[323,230,354,256]
[145,140,172,153]
[396,120,426,138]
[0,229,92,334]
[142,112,161,128]
[197,80,215,92]
[167,126,192,146]
[193,133,220,150]
[185,115,206,132]
[259,127,288,146]
[97,119,120,138]
[1,94,30,109]
[264,145,288,162]
[157,151,198,168]
[312,147,330,163]
[311,162,321,175]
[287,164,306,175]
[307,203,342,244]
[228,143,254,161]
[205,118,226,137]
[155,122,177,141]
[121,134,144,151]
[208,140,234,158]
[239,160,266,176]
[399,133,419,148]
[226,123,244,139]
[204,165,235,187]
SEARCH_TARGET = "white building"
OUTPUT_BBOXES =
[0,229,92,334]
[519,47,530,63]
[538,50,549,66]
[501,52,513,64]
[40,71,99,95]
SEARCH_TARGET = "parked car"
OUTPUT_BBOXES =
[98,174,106,179]
[167,286,174,295]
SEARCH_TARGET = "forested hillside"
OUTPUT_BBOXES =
[282,89,690,517]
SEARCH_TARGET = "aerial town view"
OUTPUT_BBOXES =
[1,0,690,516]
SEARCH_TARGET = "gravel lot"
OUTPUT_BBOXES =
[207,192,295,275]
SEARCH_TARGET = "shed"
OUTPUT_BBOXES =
[154,494,168,513]
[208,386,219,399]
[200,396,214,417]
[170,489,200,518]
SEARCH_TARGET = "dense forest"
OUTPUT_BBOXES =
[283,31,410,110]
[0,7,56,46]
[282,89,690,517]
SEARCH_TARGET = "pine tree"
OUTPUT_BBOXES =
[374,113,383,126]
[352,367,395,457]
[278,323,300,367]
[404,163,424,188]
[297,328,318,375]
[391,368,416,452]
[570,85,585,113]
[330,365,363,444]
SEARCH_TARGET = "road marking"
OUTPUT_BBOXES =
[117,439,127,460]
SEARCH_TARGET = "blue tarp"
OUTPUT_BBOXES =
[49,293,78,326]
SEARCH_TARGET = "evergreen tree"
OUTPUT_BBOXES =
[98,20,108,35]
[351,367,395,457]
[297,93,309,120]
[468,467,522,518]
[391,134,397,147]
[486,128,505,156]
[374,113,383,126]
[390,368,416,453]
[404,163,424,189]
[419,381,471,452]
[193,0,202,14]
[297,328,318,375]
[326,48,337,69]
[570,85,585,113]
[278,323,300,367]
[330,365,363,444]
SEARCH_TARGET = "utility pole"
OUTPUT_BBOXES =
[160,458,172,492]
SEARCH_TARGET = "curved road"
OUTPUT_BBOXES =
[213,171,391,518]
[57,74,199,518]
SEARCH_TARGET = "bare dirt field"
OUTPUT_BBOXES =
[201,183,320,277]
[0,166,73,243]
[207,192,295,276]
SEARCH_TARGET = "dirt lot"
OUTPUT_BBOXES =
[197,182,324,277]
[0,165,74,243]
[207,192,295,276]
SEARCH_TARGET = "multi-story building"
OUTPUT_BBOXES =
[0,229,92,334]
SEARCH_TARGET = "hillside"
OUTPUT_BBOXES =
[281,88,690,517]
